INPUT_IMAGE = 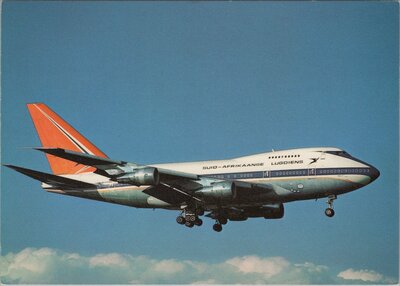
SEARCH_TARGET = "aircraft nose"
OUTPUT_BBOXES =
[369,165,380,182]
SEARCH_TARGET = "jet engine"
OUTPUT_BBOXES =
[243,203,284,219]
[116,167,159,186]
[195,181,236,201]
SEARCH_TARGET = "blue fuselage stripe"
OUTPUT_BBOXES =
[201,167,372,180]
[96,167,373,189]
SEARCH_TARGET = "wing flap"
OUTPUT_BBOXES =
[143,184,195,205]
[234,181,292,198]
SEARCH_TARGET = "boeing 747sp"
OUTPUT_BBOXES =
[4,103,380,232]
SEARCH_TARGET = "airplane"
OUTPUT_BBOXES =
[4,103,380,232]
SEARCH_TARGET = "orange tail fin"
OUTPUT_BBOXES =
[27,103,108,175]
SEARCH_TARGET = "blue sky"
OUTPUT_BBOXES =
[1,1,398,284]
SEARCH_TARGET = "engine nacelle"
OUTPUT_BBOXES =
[244,203,284,219]
[195,181,236,201]
[116,167,159,186]
[226,213,248,221]
[263,203,284,219]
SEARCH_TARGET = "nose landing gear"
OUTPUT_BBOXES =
[325,208,335,217]
[325,195,337,217]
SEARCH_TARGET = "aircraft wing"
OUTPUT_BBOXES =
[35,148,200,182]
[143,184,202,205]
[34,148,285,205]
[35,148,204,203]
[234,181,292,198]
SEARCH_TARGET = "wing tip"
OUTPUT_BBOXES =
[2,164,29,173]
[2,163,15,169]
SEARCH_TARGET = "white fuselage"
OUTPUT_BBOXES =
[46,147,379,210]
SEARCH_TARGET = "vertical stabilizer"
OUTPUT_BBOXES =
[27,103,107,175]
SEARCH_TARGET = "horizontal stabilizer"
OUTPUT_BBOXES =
[35,148,124,167]
[3,164,96,190]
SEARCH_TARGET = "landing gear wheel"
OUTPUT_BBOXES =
[176,216,186,225]
[194,218,203,226]
[325,195,337,217]
[325,208,335,217]
[197,209,205,216]
[185,221,194,228]
[213,223,222,232]
[186,215,196,222]
[218,217,228,225]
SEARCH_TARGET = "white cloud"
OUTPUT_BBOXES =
[152,259,185,274]
[3,248,58,283]
[226,255,289,277]
[337,268,386,282]
[89,253,129,267]
[294,261,329,273]
[0,247,396,284]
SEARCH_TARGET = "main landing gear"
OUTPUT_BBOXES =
[325,195,337,217]
[176,208,227,232]
[176,209,203,228]
[213,223,222,232]
[212,217,228,232]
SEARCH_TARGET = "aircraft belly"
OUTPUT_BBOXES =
[97,188,171,208]
[270,175,365,202]
[46,189,106,203]
[46,174,369,210]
